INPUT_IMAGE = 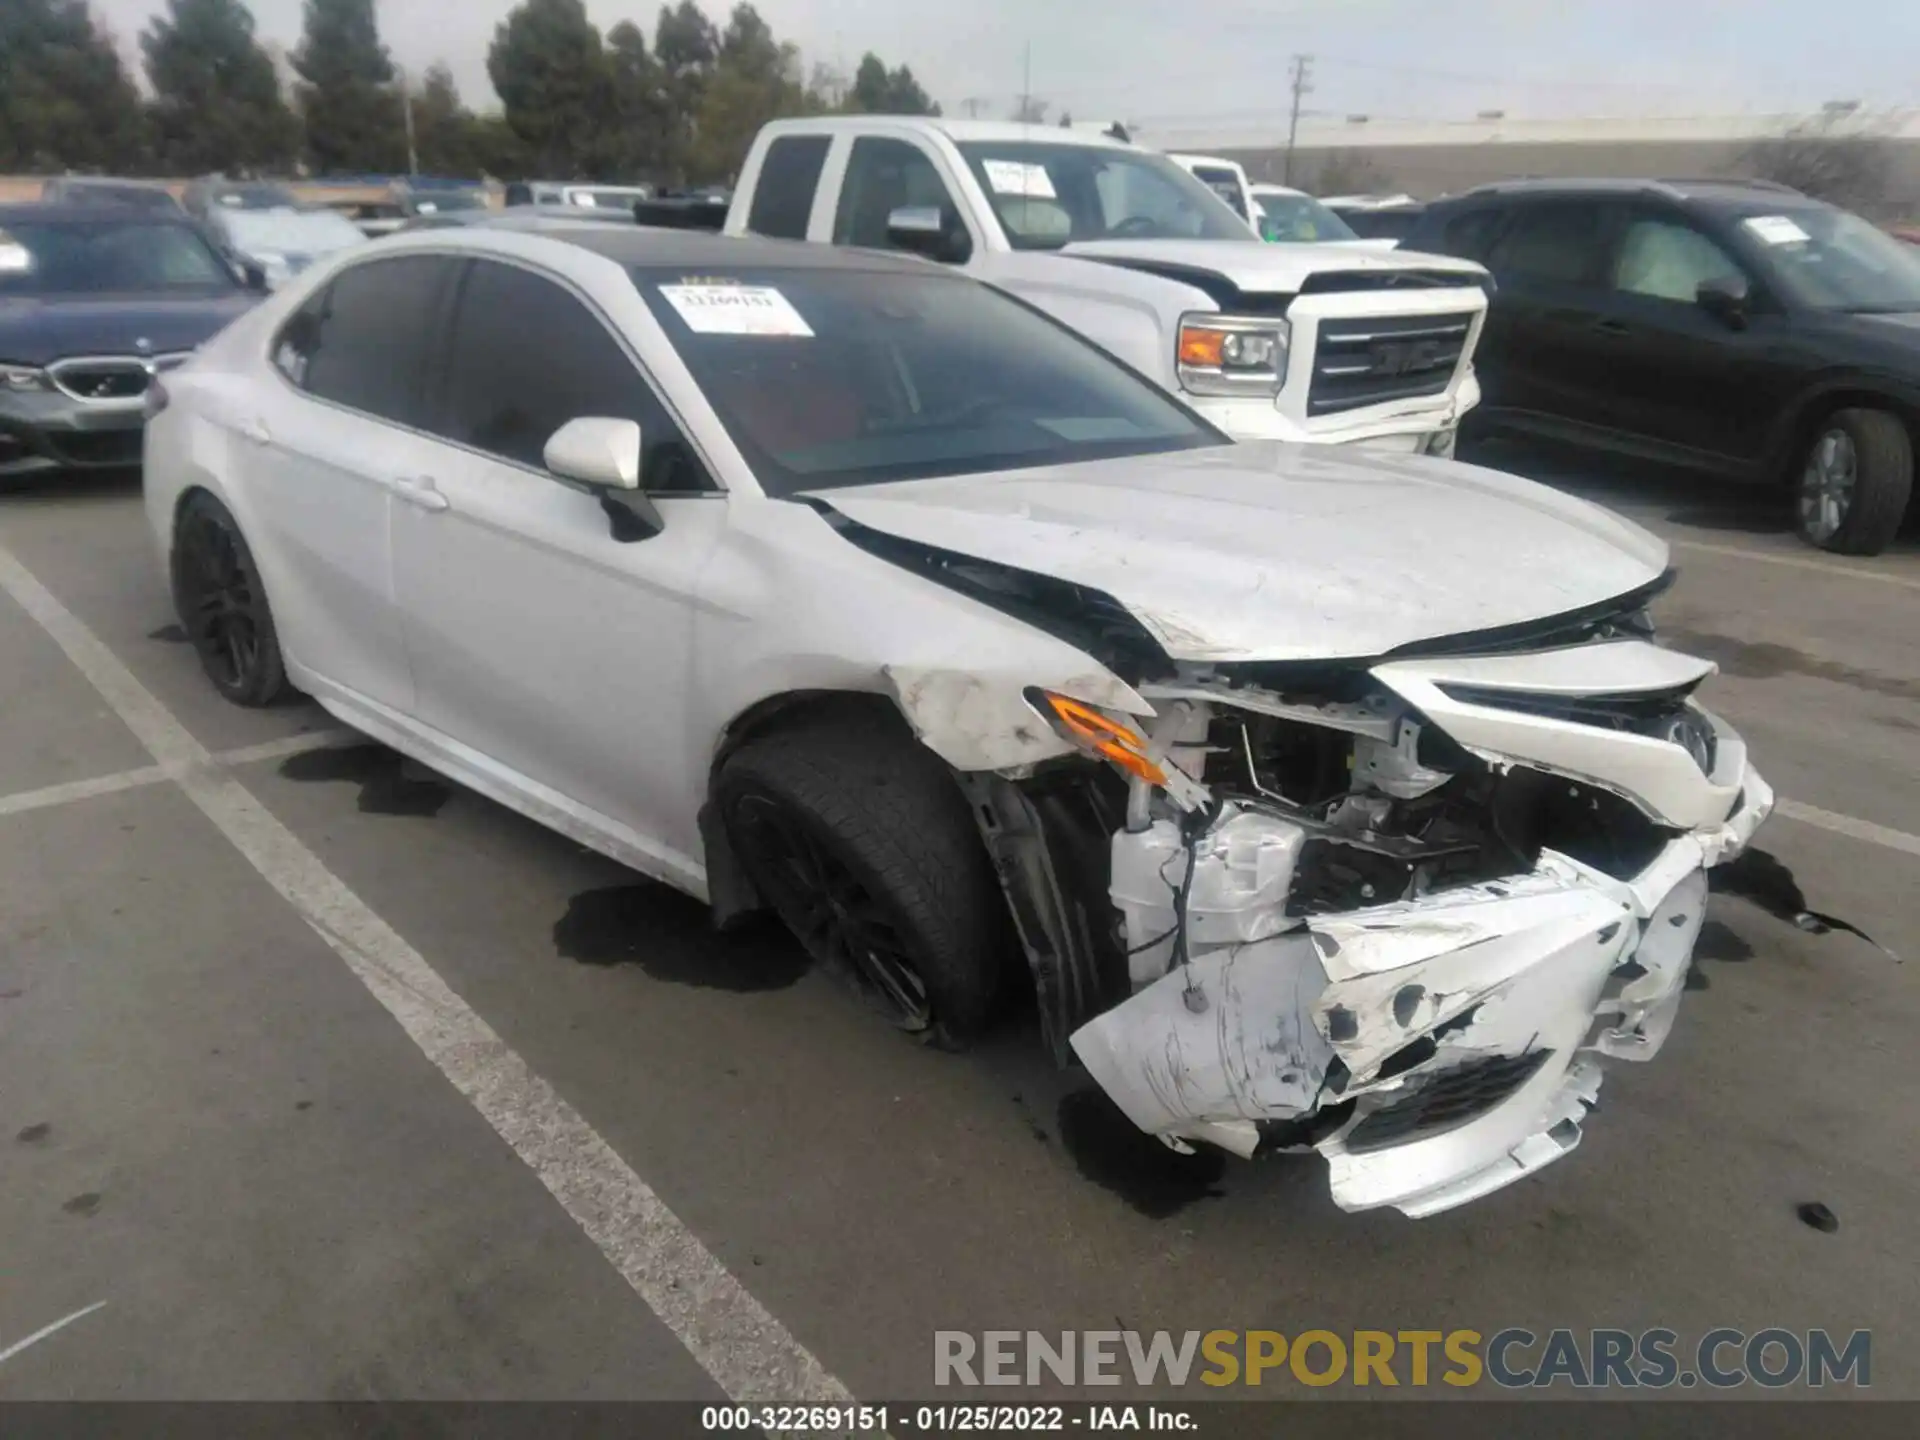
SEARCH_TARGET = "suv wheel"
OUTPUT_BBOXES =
[716,710,1012,1047]
[1794,407,1912,555]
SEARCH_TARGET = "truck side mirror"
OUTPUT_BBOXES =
[887,205,967,263]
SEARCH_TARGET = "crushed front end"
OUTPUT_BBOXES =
[962,631,1771,1219]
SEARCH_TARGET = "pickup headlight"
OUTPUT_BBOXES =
[1176,314,1290,397]
[0,362,49,392]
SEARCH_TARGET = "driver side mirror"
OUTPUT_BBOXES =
[241,260,271,292]
[1696,273,1750,329]
[887,205,968,264]
[544,417,664,542]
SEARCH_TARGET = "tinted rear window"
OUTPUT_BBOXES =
[1486,202,1608,284]
[275,255,452,426]
[747,135,831,240]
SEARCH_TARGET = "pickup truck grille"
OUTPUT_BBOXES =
[1307,312,1475,418]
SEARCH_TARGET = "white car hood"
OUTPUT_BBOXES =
[809,443,1668,663]
[1059,238,1487,294]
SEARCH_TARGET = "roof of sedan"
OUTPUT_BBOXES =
[497,225,949,277]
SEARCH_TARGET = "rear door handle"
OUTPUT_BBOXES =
[239,418,272,446]
[393,475,450,513]
[1592,318,1632,337]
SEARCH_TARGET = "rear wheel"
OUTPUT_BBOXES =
[171,492,289,706]
[716,711,1011,1047]
[1794,407,1912,555]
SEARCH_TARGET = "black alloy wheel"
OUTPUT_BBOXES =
[171,494,288,706]
[728,791,934,1032]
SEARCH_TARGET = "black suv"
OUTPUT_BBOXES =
[1403,178,1920,553]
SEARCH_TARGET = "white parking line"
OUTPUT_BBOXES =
[0,1301,108,1370]
[1776,798,1920,860]
[1669,537,1920,594]
[0,542,852,1405]
[0,730,353,819]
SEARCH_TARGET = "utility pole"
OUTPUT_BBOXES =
[1019,42,1033,125]
[1284,53,1313,186]
[400,78,419,176]
[961,98,987,118]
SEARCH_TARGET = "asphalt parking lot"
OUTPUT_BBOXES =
[2,446,1917,1408]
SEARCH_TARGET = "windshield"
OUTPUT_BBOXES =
[1734,205,1920,313]
[0,218,235,295]
[636,265,1221,495]
[954,142,1253,250]
[1253,192,1359,243]
[57,183,181,214]
[219,207,366,257]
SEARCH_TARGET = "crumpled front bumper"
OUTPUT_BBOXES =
[1070,768,1774,1218]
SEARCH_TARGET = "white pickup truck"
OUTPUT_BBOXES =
[723,117,1491,455]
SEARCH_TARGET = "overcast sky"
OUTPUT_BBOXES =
[94,0,1920,134]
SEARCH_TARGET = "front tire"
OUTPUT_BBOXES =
[715,710,1012,1047]
[1794,407,1912,555]
[171,491,290,706]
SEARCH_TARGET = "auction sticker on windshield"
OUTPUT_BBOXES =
[1743,214,1812,246]
[982,159,1058,200]
[659,283,815,336]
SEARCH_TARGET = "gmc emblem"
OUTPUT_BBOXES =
[1371,339,1444,377]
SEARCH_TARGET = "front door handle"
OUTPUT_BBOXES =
[1592,318,1631,337]
[239,418,272,446]
[393,475,450,512]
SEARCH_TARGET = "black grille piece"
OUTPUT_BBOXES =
[1307,311,1475,417]
[1343,1050,1553,1154]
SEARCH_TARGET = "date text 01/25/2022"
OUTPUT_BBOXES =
[700,1405,1196,1432]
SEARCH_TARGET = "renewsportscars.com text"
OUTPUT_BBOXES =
[934,1328,1871,1390]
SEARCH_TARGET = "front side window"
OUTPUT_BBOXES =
[1486,202,1609,285]
[1733,203,1920,314]
[274,255,452,427]
[0,219,236,295]
[955,142,1251,250]
[435,259,705,489]
[749,135,832,240]
[635,265,1221,496]
[1611,217,1747,303]
[833,136,968,257]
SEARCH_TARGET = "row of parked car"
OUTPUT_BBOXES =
[10,125,1920,553]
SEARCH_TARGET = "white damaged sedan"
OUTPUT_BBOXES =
[144,225,1772,1218]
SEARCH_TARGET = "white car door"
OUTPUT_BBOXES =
[248,253,460,715]
[391,255,726,870]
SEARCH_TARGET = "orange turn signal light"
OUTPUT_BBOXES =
[1035,691,1168,786]
[1177,325,1227,369]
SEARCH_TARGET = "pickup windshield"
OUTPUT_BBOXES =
[635,265,1221,495]
[954,142,1252,250]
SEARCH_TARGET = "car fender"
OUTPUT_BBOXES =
[688,497,1151,789]
[971,252,1213,390]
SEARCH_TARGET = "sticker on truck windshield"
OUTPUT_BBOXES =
[657,284,814,337]
[982,159,1057,199]
[1743,214,1811,246]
